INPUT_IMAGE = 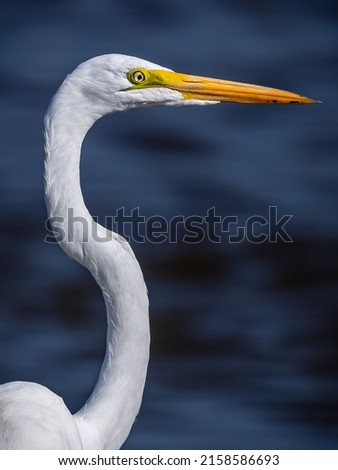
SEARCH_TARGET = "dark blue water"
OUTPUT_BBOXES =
[0,0,337,449]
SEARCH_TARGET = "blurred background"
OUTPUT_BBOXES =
[0,0,337,449]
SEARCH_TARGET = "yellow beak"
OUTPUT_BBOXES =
[150,69,317,104]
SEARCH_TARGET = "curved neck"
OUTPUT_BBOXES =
[44,82,150,449]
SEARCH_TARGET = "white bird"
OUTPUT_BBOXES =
[0,54,316,450]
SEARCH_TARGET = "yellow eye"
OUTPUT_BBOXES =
[128,68,148,85]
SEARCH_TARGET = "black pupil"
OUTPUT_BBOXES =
[135,72,143,81]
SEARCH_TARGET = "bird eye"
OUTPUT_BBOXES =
[128,69,148,85]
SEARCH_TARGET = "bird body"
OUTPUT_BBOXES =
[0,54,316,450]
[0,382,81,449]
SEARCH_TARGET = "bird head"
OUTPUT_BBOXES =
[64,54,317,117]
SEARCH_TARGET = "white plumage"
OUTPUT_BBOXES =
[0,382,81,449]
[0,54,315,449]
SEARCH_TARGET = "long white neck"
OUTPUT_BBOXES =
[44,78,150,449]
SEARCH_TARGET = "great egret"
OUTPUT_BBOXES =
[0,54,316,449]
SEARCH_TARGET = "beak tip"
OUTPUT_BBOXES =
[300,96,321,104]
[288,96,320,105]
